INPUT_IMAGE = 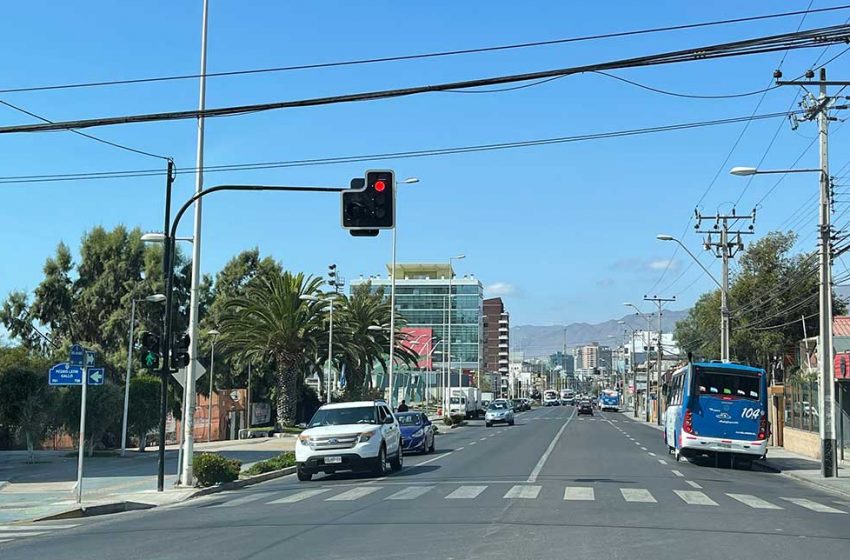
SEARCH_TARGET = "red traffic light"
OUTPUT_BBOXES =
[374,180,386,192]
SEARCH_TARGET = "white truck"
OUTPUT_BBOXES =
[449,387,484,419]
[481,392,495,408]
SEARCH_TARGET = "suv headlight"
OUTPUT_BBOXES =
[358,431,375,443]
[297,435,311,446]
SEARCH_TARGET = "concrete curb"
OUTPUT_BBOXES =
[33,501,156,522]
[190,466,297,498]
[753,462,850,499]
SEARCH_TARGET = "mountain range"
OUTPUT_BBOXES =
[510,309,690,358]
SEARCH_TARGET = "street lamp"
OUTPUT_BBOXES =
[141,232,194,243]
[206,329,220,442]
[301,294,337,403]
[446,254,465,411]
[624,302,653,422]
[657,234,728,362]
[731,163,836,477]
[121,293,166,457]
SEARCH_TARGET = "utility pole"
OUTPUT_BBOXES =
[644,295,675,426]
[775,66,847,477]
[694,208,756,362]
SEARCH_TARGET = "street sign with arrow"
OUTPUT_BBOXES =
[87,367,105,386]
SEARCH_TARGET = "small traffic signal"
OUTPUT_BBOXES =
[341,170,395,233]
[171,332,191,370]
[328,264,337,289]
[139,331,160,370]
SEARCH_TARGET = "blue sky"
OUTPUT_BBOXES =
[1,1,848,327]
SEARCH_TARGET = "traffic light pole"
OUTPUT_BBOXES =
[157,160,175,492]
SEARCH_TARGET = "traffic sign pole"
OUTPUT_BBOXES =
[75,370,88,504]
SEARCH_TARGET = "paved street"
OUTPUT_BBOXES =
[3,405,848,559]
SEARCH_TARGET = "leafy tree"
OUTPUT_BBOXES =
[127,374,161,451]
[57,383,123,456]
[0,352,55,458]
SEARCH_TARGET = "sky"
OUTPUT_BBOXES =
[1,1,848,328]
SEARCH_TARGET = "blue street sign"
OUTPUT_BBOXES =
[84,350,96,368]
[49,363,84,386]
[69,344,84,367]
[87,367,105,386]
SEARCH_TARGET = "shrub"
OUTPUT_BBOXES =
[450,414,466,424]
[443,415,453,426]
[243,452,296,476]
[194,453,241,487]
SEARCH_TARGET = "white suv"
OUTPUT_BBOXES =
[295,400,402,481]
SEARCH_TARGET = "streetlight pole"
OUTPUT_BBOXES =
[302,295,336,404]
[207,330,219,442]
[446,255,465,411]
[625,302,653,422]
[121,294,165,457]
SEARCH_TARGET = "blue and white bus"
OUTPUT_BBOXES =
[599,389,620,412]
[664,361,769,467]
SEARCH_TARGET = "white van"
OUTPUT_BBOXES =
[543,390,560,406]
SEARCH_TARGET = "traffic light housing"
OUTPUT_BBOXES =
[328,264,337,290]
[139,331,160,370]
[171,332,191,370]
[341,170,395,233]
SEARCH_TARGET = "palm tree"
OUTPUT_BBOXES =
[219,271,325,427]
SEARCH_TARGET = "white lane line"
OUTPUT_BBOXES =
[620,488,656,503]
[208,494,266,508]
[0,539,10,544]
[446,485,487,499]
[674,490,718,506]
[386,486,434,500]
[415,450,454,467]
[505,485,542,499]
[671,470,685,477]
[456,447,465,451]
[563,487,595,501]
[781,497,847,513]
[657,459,668,465]
[267,488,331,504]
[685,480,702,489]
[648,452,657,457]
[326,487,382,501]
[727,493,782,510]
[479,437,487,441]
[469,441,477,445]
[640,447,648,451]
[0,525,78,531]
[527,408,576,483]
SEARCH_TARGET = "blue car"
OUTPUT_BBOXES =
[396,411,436,454]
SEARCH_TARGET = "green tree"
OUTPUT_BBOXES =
[219,271,326,427]
[57,383,123,456]
[0,351,54,458]
[127,374,161,451]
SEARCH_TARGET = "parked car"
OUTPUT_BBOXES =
[511,398,526,412]
[295,400,403,481]
[485,401,515,427]
[396,411,435,454]
[577,400,594,416]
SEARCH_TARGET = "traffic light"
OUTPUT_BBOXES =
[139,331,160,370]
[171,332,191,370]
[341,170,395,233]
[328,264,337,290]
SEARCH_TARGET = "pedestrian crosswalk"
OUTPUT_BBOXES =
[0,523,79,546]
[198,485,848,515]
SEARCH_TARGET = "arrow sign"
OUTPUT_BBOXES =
[171,361,206,388]
[49,363,84,386]
[69,344,84,367]
[84,349,96,368]
[87,367,105,386]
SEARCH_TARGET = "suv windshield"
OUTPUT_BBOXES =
[308,406,377,427]
[396,413,422,426]
[489,402,508,410]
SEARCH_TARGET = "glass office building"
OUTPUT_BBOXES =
[350,263,484,375]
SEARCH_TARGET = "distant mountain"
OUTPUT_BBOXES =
[510,309,690,358]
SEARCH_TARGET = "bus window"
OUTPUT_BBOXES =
[695,367,760,401]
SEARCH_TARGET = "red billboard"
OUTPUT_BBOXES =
[401,327,433,369]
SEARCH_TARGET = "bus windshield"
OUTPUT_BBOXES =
[695,367,760,401]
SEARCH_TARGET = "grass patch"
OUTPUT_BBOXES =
[277,426,303,434]
[242,452,296,476]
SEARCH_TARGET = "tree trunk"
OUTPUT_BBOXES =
[275,355,298,427]
[139,433,147,452]
[26,432,34,464]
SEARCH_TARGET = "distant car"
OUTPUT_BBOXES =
[577,400,593,415]
[521,398,533,410]
[511,398,526,412]
[396,411,435,454]
[485,401,515,427]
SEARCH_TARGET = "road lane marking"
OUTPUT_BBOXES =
[505,485,542,499]
[268,489,331,504]
[386,486,434,500]
[640,447,648,451]
[648,452,657,457]
[446,485,487,499]
[671,470,684,477]
[563,487,594,501]
[0,532,47,538]
[621,488,656,503]
[657,459,668,465]
[326,487,382,501]
[208,494,266,508]
[727,493,782,509]
[527,408,576,483]
[781,497,846,513]
[480,437,487,441]
[685,480,702,489]
[674,490,718,506]
[469,441,477,445]
[0,525,77,531]
[414,450,454,467]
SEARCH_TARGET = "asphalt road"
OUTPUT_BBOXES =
[3,405,850,560]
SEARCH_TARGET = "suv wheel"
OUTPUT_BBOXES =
[390,447,403,471]
[373,446,389,476]
[296,467,312,482]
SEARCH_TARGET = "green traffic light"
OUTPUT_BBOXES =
[144,352,156,367]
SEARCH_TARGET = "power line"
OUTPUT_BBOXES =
[592,71,778,99]
[0,110,803,186]
[4,5,849,96]
[0,24,847,136]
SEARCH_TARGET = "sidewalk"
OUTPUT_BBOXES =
[0,437,294,524]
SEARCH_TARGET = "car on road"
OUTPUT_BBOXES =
[521,397,533,410]
[295,400,403,481]
[396,411,435,454]
[577,400,593,415]
[511,398,527,412]
[485,400,515,427]
[543,390,560,406]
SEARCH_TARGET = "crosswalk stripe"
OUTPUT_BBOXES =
[674,490,718,506]
[505,485,541,499]
[564,487,594,501]
[685,480,702,489]
[648,452,657,457]
[267,488,331,504]
[726,493,782,509]
[208,494,266,508]
[386,486,434,500]
[671,470,684,477]
[326,487,382,501]
[621,488,656,503]
[446,485,487,499]
[781,497,846,513]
